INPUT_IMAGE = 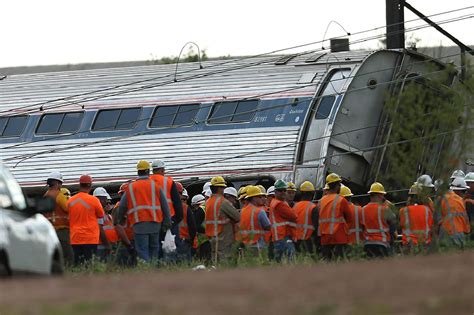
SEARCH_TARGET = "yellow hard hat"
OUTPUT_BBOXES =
[408,183,421,195]
[245,185,266,199]
[368,182,387,194]
[256,185,266,194]
[137,160,151,171]
[238,186,248,200]
[300,181,315,192]
[210,176,227,187]
[60,188,71,198]
[323,184,329,191]
[287,182,297,191]
[340,185,353,197]
[326,173,342,185]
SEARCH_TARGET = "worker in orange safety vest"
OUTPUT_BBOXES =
[339,185,363,246]
[294,181,317,254]
[176,183,197,263]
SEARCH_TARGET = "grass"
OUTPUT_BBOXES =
[0,302,110,315]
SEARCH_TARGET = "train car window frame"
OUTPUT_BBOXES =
[0,115,29,138]
[208,99,259,124]
[92,107,142,131]
[149,104,200,129]
[36,112,84,135]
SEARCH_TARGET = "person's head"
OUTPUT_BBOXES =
[245,186,266,207]
[210,176,227,195]
[60,188,71,200]
[286,182,297,201]
[46,171,63,189]
[182,189,189,203]
[407,183,422,205]
[202,182,211,195]
[93,187,109,208]
[191,194,205,210]
[224,187,238,206]
[238,186,248,207]
[273,180,288,201]
[450,177,469,197]
[465,172,474,193]
[152,159,165,175]
[325,173,342,194]
[79,174,93,193]
[118,182,129,198]
[266,186,275,206]
[368,182,387,203]
[299,181,315,201]
[136,160,150,177]
[339,185,353,203]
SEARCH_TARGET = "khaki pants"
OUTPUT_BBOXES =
[56,228,74,266]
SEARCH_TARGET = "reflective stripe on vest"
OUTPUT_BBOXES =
[69,198,91,209]
[240,206,266,243]
[348,205,361,244]
[127,180,161,222]
[403,206,431,242]
[319,195,342,234]
[296,203,315,239]
[204,196,230,236]
[362,204,389,241]
[164,176,172,204]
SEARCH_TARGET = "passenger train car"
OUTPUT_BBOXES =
[0,47,469,195]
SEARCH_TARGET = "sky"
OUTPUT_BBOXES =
[0,0,472,67]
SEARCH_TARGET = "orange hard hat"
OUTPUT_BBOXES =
[119,183,129,195]
[79,174,93,184]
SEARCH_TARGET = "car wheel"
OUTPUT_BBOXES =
[51,250,64,275]
[0,250,12,277]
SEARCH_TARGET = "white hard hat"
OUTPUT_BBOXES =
[47,171,63,183]
[202,182,211,194]
[450,177,469,191]
[204,188,212,197]
[191,194,205,205]
[106,193,112,200]
[182,189,189,198]
[93,187,109,197]
[151,159,165,169]
[224,187,238,198]
[416,174,435,188]
[267,186,275,196]
[450,169,466,180]
[465,172,474,183]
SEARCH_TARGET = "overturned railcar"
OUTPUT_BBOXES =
[0,48,465,195]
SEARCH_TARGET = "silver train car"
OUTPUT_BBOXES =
[0,48,466,195]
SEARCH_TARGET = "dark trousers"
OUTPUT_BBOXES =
[56,229,74,266]
[198,241,212,264]
[295,239,314,254]
[72,244,97,266]
[321,244,347,261]
[364,244,389,258]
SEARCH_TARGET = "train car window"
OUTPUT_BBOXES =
[208,100,258,124]
[93,108,141,130]
[37,112,84,134]
[315,95,336,119]
[150,104,199,128]
[0,116,28,137]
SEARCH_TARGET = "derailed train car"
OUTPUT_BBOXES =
[0,48,469,195]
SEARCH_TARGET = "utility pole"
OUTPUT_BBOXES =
[385,0,405,49]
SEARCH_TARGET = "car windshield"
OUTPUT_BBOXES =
[0,165,27,211]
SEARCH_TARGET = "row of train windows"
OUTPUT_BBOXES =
[0,100,259,137]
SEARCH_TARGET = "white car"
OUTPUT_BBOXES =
[0,164,63,275]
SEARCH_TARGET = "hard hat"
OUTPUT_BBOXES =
[204,189,212,197]
[202,181,211,194]
[450,177,469,191]
[464,172,474,183]
[79,174,93,184]
[274,179,288,190]
[450,169,465,180]
[368,182,387,195]
[93,187,108,197]
[191,194,205,205]
[245,186,266,199]
[416,174,435,188]
[267,186,275,196]
[340,185,353,197]
[256,185,266,194]
[326,173,342,185]
[210,176,227,187]
[238,186,248,200]
[151,159,165,169]
[408,184,421,195]
[106,193,112,200]
[182,189,189,198]
[119,183,129,195]
[300,181,315,192]
[175,182,184,194]
[287,182,297,191]
[136,160,151,171]
[60,188,71,198]
[224,187,238,198]
[434,179,444,191]
[323,184,329,191]
[47,171,63,183]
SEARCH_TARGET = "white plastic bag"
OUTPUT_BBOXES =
[161,229,176,254]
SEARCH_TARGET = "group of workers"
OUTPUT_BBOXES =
[43,160,474,266]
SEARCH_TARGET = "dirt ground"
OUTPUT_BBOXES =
[1,251,473,315]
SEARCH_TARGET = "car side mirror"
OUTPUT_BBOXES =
[27,197,56,214]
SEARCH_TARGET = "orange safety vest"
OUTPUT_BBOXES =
[205,195,230,237]
[103,214,119,243]
[239,204,267,245]
[179,203,198,247]
[150,174,175,217]
[269,198,293,241]
[346,203,362,245]
[294,201,316,240]
[400,205,433,245]
[44,189,69,230]
[318,194,347,236]
[440,191,470,235]
[113,201,134,241]
[126,179,163,226]
[361,203,390,243]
